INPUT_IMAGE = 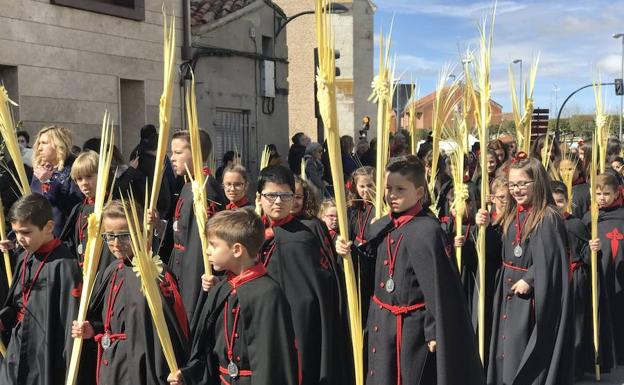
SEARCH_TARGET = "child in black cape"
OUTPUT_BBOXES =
[319,199,339,241]
[346,166,376,325]
[168,209,298,385]
[291,176,345,308]
[60,150,115,275]
[256,165,352,385]
[0,193,82,385]
[222,164,254,210]
[337,155,484,385]
[478,176,507,368]
[559,156,591,220]
[157,130,225,322]
[291,176,338,269]
[72,200,188,385]
[478,153,573,385]
[440,184,478,318]
[552,180,615,378]
[582,172,624,364]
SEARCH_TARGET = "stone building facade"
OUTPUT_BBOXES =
[0,0,185,157]
[0,0,290,173]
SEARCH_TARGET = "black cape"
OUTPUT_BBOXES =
[571,182,591,220]
[487,210,573,385]
[181,267,299,385]
[440,215,478,319]
[567,214,615,377]
[478,221,503,369]
[361,208,484,385]
[260,217,352,385]
[583,205,624,364]
[0,241,82,385]
[83,259,188,385]
[169,178,223,322]
[347,203,376,326]
[60,201,115,279]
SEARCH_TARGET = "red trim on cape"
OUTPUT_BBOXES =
[226,197,250,210]
[227,263,267,289]
[390,203,422,228]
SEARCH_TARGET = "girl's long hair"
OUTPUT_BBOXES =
[348,166,375,208]
[499,155,559,242]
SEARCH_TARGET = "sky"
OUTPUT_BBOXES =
[373,0,624,117]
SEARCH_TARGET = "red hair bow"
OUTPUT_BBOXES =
[511,151,528,164]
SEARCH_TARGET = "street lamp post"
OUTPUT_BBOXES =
[613,33,624,140]
[275,3,349,38]
[553,84,560,118]
[513,59,523,111]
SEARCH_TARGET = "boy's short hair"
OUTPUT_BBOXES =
[257,165,295,194]
[596,173,620,191]
[70,150,99,180]
[386,155,430,207]
[172,130,212,162]
[207,209,265,258]
[550,180,568,198]
[102,200,143,222]
[9,193,53,229]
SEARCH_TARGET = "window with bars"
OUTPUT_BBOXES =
[212,108,251,170]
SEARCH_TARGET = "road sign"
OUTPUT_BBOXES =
[615,79,623,96]
[531,108,549,134]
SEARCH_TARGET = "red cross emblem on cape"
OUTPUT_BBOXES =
[606,228,624,263]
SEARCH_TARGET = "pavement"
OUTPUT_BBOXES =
[577,365,624,385]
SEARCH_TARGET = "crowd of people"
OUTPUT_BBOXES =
[0,122,621,385]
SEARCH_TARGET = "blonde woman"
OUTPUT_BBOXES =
[31,125,82,236]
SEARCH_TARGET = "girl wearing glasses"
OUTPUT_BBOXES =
[477,153,573,385]
[222,164,254,210]
[71,200,188,385]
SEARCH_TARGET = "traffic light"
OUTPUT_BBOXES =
[615,78,623,96]
[314,48,341,119]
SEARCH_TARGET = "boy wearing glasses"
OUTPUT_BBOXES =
[72,200,188,385]
[0,194,82,385]
[256,165,351,385]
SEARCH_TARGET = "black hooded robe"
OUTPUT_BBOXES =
[363,207,484,385]
[169,176,223,322]
[567,214,615,377]
[259,217,352,385]
[0,240,82,385]
[487,211,573,385]
[583,205,624,364]
[84,259,188,385]
[181,265,299,385]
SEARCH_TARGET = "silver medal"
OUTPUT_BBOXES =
[101,334,111,350]
[77,244,83,255]
[227,360,239,378]
[173,220,179,232]
[385,277,395,293]
[513,245,523,258]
